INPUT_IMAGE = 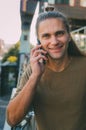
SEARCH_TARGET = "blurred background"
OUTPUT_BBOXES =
[0,0,86,130]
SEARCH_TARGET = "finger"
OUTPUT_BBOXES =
[36,54,48,62]
[30,53,47,64]
[31,45,42,55]
[32,49,47,57]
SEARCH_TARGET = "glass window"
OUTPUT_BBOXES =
[48,0,55,4]
[55,0,69,4]
[24,35,28,41]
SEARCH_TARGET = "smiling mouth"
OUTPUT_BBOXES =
[49,44,64,51]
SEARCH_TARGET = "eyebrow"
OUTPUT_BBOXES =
[55,30,66,34]
[41,33,50,38]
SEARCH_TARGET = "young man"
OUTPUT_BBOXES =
[7,11,86,130]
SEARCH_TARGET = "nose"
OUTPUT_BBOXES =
[51,36,58,45]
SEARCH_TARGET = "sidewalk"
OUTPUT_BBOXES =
[0,94,11,130]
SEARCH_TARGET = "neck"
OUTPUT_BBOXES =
[47,55,71,72]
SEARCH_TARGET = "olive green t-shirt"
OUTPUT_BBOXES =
[15,57,86,130]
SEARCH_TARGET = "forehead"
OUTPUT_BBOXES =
[38,18,66,34]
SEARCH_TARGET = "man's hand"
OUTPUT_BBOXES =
[30,45,47,77]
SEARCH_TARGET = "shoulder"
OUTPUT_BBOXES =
[23,64,32,77]
[12,64,32,98]
[19,64,32,85]
[73,56,86,69]
[74,56,86,63]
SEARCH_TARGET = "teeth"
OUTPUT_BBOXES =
[57,44,63,48]
[49,44,63,50]
[52,45,63,49]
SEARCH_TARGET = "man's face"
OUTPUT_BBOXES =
[38,18,70,60]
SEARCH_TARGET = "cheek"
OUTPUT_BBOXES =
[41,44,47,50]
[41,40,49,49]
[61,36,69,44]
[63,37,69,50]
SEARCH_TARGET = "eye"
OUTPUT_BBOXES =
[42,34,50,39]
[55,30,65,37]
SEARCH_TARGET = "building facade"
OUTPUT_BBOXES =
[48,0,86,29]
[20,0,86,30]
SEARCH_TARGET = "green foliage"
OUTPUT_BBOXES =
[2,41,35,63]
[2,41,20,63]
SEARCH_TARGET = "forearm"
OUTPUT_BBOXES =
[6,74,40,126]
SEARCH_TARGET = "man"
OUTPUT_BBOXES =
[7,11,86,130]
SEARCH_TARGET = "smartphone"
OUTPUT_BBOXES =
[37,39,46,64]
[37,39,41,45]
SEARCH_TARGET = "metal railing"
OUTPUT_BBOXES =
[11,111,37,130]
[71,26,86,52]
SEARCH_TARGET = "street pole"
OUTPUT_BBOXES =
[17,0,38,85]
